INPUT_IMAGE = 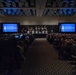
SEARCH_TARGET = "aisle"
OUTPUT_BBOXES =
[4,38,75,75]
[22,38,73,75]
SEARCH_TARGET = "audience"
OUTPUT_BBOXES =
[0,33,76,71]
[0,34,34,71]
[47,33,76,66]
[46,33,76,66]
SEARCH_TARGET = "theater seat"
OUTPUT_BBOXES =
[70,45,76,67]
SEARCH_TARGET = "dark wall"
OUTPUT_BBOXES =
[47,25,59,33]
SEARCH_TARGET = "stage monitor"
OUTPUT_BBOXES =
[25,36,29,39]
[15,35,19,39]
[59,23,76,33]
[1,23,19,33]
[20,34,23,39]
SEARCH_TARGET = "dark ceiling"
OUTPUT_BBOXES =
[0,0,76,16]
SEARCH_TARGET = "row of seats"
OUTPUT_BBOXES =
[47,33,76,67]
[0,34,34,73]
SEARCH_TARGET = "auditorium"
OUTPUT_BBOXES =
[0,0,76,75]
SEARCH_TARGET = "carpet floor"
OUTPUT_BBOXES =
[0,38,76,75]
